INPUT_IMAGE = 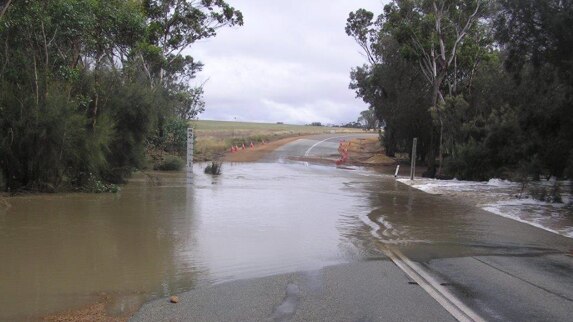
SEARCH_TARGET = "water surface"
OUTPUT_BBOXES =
[2,161,571,320]
[0,163,375,320]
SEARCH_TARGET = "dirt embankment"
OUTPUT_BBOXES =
[341,137,396,166]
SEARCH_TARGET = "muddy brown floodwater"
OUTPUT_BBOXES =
[2,160,571,321]
[0,162,383,320]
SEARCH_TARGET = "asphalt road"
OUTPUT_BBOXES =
[132,133,573,322]
[261,133,375,163]
[130,261,455,322]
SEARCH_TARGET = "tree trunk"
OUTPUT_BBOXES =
[0,0,12,20]
[438,120,444,174]
[88,54,103,129]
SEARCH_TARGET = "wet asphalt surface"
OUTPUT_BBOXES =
[130,260,455,322]
[132,134,573,322]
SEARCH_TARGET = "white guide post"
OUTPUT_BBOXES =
[410,138,417,180]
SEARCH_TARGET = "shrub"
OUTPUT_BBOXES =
[148,117,189,154]
[444,140,493,181]
[528,182,563,203]
[83,173,120,193]
[155,156,185,171]
[204,162,222,175]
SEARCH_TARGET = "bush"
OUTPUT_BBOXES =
[148,117,189,154]
[155,156,185,171]
[83,173,120,193]
[204,162,222,175]
[528,182,562,203]
[444,140,493,181]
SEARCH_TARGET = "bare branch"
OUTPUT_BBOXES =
[448,1,482,66]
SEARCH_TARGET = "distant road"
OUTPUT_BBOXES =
[262,132,377,162]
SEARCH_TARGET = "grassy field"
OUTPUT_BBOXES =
[190,120,364,160]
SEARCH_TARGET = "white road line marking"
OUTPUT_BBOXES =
[303,136,345,157]
[377,242,485,322]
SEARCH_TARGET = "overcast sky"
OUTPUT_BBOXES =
[192,0,387,125]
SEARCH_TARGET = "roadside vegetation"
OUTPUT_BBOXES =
[0,0,242,192]
[347,0,573,183]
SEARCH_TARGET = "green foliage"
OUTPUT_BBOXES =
[357,109,378,130]
[0,0,242,192]
[141,0,243,86]
[348,1,573,180]
[432,95,470,158]
[444,140,493,181]
[149,117,189,154]
[83,173,120,193]
[348,36,432,158]
[103,80,158,181]
[154,156,184,171]
[348,1,493,171]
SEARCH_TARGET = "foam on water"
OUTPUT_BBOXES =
[482,199,573,238]
[398,177,573,239]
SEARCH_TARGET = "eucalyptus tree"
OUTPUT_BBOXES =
[141,0,242,86]
[382,0,493,171]
[0,0,243,191]
[0,0,11,20]
[135,0,242,124]
[357,109,378,131]
[0,0,147,189]
[346,7,436,160]
[495,0,573,178]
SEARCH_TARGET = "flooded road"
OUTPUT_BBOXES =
[0,161,381,320]
[2,134,573,321]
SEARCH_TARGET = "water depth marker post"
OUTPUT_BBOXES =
[410,137,417,180]
[187,127,194,173]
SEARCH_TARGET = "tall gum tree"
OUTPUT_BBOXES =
[138,0,243,125]
[382,0,490,172]
[141,0,243,87]
[346,12,433,159]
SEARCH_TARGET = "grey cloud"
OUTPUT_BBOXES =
[192,0,387,125]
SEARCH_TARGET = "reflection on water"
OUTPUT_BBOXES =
[0,163,375,320]
[0,172,198,319]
